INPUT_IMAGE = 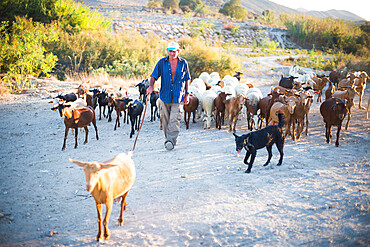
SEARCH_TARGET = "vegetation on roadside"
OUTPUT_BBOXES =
[0,0,369,95]
[219,0,247,20]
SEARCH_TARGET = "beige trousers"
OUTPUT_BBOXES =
[159,100,183,145]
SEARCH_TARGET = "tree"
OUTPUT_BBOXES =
[260,10,276,25]
[219,0,247,20]
[148,0,162,9]
[179,0,203,11]
[0,17,58,92]
[163,0,179,10]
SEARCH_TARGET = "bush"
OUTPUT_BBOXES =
[219,0,247,20]
[0,17,58,92]
[163,0,179,10]
[0,0,110,34]
[179,38,241,77]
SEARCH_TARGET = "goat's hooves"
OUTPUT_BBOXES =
[74,146,78,149]
[263,163,269,166]
[104,232,111,240]
[83,141,87,144]
[245,169,251,173]
[277,163,282,166]
[118,220,124,226]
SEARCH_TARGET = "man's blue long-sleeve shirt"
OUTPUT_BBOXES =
[150,56,191,103]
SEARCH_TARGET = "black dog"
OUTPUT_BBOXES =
[233,113,285,173]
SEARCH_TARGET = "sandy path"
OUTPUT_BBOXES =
[0,59,369,246]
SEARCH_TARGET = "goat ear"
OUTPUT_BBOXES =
[69,158,88,168]
[100,164,117,169]
[233,133,238,138]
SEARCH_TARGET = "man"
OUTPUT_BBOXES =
[146,41,191,150]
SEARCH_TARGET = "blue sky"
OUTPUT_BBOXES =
[270,0,369,21]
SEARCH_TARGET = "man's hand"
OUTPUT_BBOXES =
[146,85,154,96]
[184,94,190,105]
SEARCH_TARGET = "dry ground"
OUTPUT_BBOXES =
[0,58,369,246]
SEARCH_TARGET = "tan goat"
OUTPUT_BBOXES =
[225,95,244,132]
[76,81,90,99]
[312,76,330,103]
[354,71,368,109]
[366,96,370,119]
[69,151,136,241]
[338,72,358,88]
[331,86,358,130]
[269,101,293,138]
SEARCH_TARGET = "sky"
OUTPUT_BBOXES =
[270,0,369,21]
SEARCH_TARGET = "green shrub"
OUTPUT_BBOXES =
[0,17,58,92]
[219,0,247,20]
[0,0,110,33]
[180,38,241,77]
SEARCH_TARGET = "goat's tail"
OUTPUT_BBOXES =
[277,113,285,128]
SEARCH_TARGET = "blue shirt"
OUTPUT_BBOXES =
[150,56,191,103]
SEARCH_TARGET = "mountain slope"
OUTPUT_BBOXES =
[79,0,366,22]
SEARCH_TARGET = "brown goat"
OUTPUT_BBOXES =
[331,86,358,130]
[259,88,282,128]
[76,81,90,98]
[329,71,342,87]
[62,106,99,150]
[320,98,347,147]
[312,76,330,103]
[214,92,229,130]
[325,80,335,100]
[289,92,313,141]
[108,96,132,130]
[225,95,244,132]
[183,94,199,129]
[272,86,294,97]
[69,151,136,241]
[86,88,99,109]
[301,91,314,137]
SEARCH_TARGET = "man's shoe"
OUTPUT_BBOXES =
[165,141,174,151]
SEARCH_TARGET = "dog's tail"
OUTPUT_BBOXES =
[277,113,285,128]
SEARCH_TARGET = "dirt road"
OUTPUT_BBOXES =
[0,59,369,246]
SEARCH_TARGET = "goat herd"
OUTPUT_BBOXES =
[51,68,369,151]
[49,68,368,241]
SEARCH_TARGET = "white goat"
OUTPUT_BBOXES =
[190,78,206,94]
[245,88,263,130]
[201,90,217,129]
[210,72,221,81]
[199,72,211,84]
[235,83,249,97]
[189,85,203,119]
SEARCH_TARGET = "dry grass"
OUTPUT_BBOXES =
[0,81,9,95]
[66,73,140,91]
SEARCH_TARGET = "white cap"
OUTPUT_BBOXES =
[167,41,180,51]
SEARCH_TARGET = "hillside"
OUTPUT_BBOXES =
[78,0,366,22]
